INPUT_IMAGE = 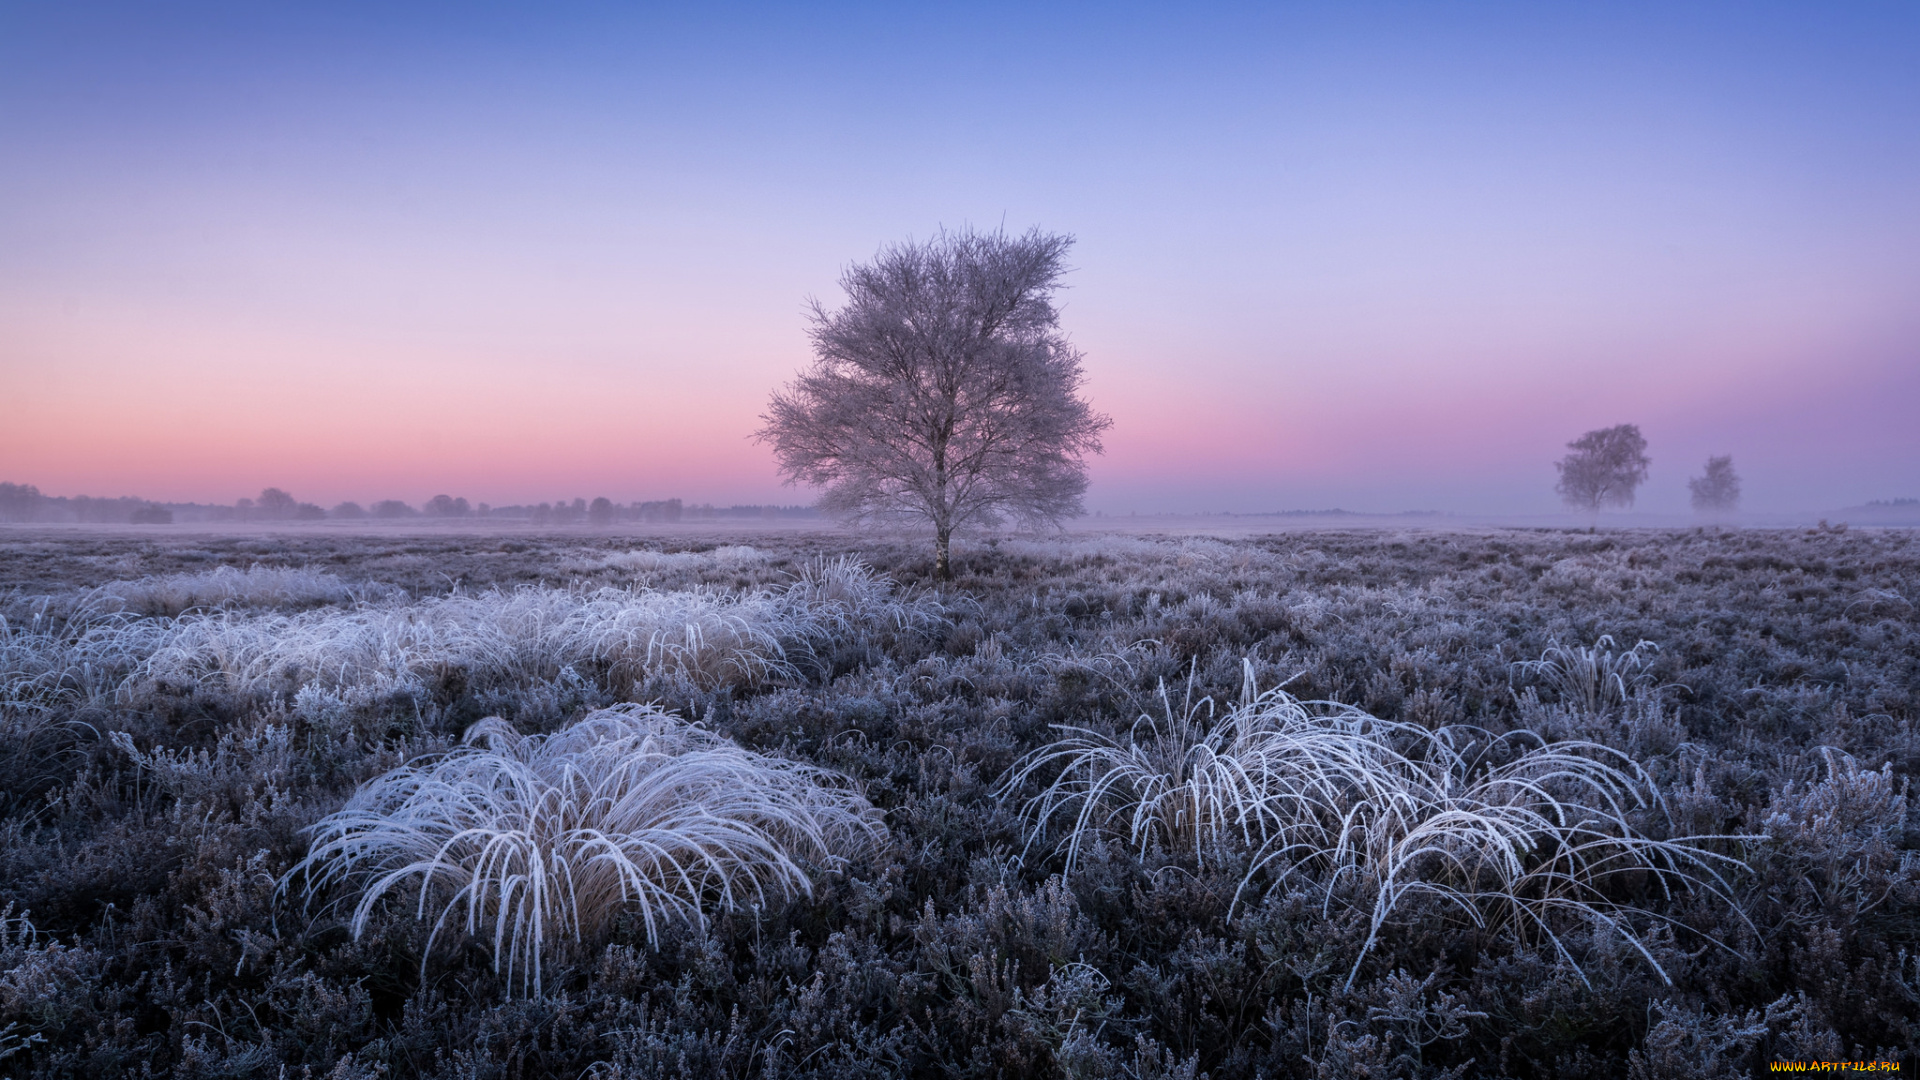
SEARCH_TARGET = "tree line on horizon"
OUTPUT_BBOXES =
[0,484,815,526]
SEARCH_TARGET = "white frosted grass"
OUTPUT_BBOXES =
[1512,635,1660,716]
[287,704,886,995]
[128,561,939,702]
[101,565,388,616]
[1002,661,1748,991]
[0,599,164,717]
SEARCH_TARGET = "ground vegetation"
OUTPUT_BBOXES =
[0,525,1915,1076]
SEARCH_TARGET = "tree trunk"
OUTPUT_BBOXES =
[934,527,952,582]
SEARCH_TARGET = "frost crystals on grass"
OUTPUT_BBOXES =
[288,704,886,995]
[1002,661,1750,990]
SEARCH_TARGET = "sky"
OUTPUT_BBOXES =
[3,1,1917,515]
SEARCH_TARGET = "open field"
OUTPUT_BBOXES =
[0,525,1915,1077]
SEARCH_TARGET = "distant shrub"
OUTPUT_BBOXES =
[331,501,367,520]
[288,705,885,994]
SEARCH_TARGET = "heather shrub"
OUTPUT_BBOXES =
[0,526,1914,1076]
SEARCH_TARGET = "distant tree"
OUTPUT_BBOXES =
[258,488,298,519]
[331,501,367,520]
[531,502,553,526]
[758,227,1110,579]
[588,497,615,525]
[130,505,173,525]
[424,494,471,518]
[0,482,40,523]
[1689,455,1740,515]
[372,500,417,519]
[294,502,327,521]
[1555,424,1650,525]
[235,496,256,520]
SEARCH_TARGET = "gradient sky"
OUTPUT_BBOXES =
[4,2,1917,514]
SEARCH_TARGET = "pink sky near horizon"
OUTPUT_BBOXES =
[4,4,1917,516]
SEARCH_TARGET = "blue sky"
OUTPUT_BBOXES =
[4,2,1917,513]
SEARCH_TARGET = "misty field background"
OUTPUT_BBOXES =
[0,526,1915,1077]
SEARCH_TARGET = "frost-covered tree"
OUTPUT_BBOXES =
[759,227,1110,580]
[1689,455,1740,514]
[1555,424,1650,523]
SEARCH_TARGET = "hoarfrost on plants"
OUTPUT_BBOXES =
[288,704,885,996]
[0,526,1915,1076]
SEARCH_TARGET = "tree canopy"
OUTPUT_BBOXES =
[1555,424,1650,519]
[759,227,1110,579]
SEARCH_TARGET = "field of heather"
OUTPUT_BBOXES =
[0,526,1915,1078]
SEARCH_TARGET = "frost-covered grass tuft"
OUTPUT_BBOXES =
[133,567,942,702]
[1004,662,1749,990]
[1512,635,1659,716]
[288,704,885,995]
[101,564,388,616]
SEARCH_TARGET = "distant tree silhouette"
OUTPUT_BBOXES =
[1689,455,1740,515]
[130,505,172,524]
[531,502,553,526]
[331,501,367,520]
[258,488,298,519]
[589,497,615,525]
[1555,424,1650,526]
[0,482,40,523]
[425,495,471,518]
[633,499,683,523]
[372,500,416,519]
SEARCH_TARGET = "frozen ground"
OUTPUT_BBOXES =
[0,525,1914,1076]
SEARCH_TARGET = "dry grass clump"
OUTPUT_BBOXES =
[135,563,940,702]
[1004,663,1748,990]
[1512,635,1660,716]
[0,598,160,718]
[288,704,886,995]
[101,565,385,616]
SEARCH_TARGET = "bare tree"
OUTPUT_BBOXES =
[1555,424,1650,524]
[758,227,1110,580]
[1688,455,1740,515]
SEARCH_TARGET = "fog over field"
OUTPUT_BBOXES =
[5,2,1919,1076]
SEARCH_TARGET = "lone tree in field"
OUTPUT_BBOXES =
[1555,424,1650,523]
[759,227,1111,580]
[1688,455,1740,515]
